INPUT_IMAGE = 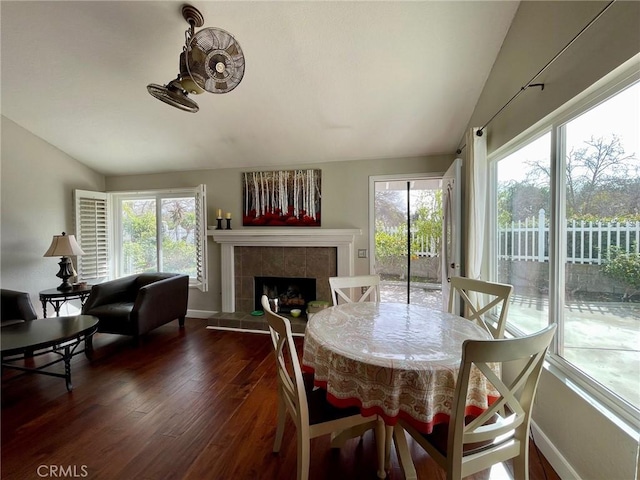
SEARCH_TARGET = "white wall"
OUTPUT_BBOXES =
[1,116,105,316]
[465,1,640,153]
[105,155,453,313]
[465,2,640,479]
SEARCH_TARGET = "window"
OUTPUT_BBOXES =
[75,186,208,292]
[490,74,639,422]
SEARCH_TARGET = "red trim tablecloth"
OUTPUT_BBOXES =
[302,302,499,434]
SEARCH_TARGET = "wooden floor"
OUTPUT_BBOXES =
[2,319,560,480]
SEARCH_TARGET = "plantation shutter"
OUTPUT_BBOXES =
[74,189,109,282]
[194,184,208,292]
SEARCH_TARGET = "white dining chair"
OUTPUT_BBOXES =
[448,276,513,339]
[329,274,381,305]
[261,295,386,479]
[394,324,557,480]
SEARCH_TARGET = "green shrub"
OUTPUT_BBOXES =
[603,243,640,299]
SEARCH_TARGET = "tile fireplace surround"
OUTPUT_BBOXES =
[209,229,361,313]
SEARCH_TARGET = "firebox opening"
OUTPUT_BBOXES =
[255,276,316,314]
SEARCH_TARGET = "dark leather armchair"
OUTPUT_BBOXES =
[82,273,189,338]
[1,289,38,327]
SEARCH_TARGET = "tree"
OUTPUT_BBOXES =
[411,190,442,254]
[122,201,157,273]
[498,180,549,225]
[526,135,637,219]
[374,190,406,227]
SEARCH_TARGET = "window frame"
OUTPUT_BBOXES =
[76,186,208,292]
[487,59,640,428]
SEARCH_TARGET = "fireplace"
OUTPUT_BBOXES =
[255,276,316,313]
[209,229,361,312]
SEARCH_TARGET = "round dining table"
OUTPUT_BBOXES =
[301,302,499,477]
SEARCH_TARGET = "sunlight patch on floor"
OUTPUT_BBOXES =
[488,462,512,479]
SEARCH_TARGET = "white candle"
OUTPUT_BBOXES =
[217,209,222,219]
[226,212,232,219]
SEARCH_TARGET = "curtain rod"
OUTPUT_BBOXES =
[456,0,616,155]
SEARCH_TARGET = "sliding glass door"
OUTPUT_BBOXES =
[370,175,442,306]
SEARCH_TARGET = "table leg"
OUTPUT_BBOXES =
[63,345,73,391]
[85,335,94,359]
[53,300,62,316]
[384,425,393,472]
[41,299,48,318]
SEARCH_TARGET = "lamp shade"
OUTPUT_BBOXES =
[43,232,85,257]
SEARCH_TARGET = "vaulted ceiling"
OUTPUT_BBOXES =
[1,1,519,176]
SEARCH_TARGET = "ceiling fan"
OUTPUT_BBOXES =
[147,4,245,113]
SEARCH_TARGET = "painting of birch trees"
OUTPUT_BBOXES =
[242,169,321,226]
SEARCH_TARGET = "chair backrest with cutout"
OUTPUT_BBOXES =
[448,277,513,339]
[261,295,308,429]
[447,324,557,479]
[329,275,381,305]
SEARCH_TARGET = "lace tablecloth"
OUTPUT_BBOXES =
[302,302,499,434]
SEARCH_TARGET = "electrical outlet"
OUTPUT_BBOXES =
[358,249,367,258]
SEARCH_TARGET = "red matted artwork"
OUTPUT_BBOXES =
[242,169,321,226]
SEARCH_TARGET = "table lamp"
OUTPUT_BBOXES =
[43,232,86,291]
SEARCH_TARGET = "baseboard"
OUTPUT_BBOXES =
[187,309,217,319]
[530,420,581,480]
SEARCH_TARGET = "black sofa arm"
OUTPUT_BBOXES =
[132,274,189,335]
[82,276,138,313]
[1,289,38,322]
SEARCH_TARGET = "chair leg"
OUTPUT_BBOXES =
[297,431,310,480]
[273,395,286,453]
[513,452,530,480]
[394,425,417,480]
[375,418,386,479]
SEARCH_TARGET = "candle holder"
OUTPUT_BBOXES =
[215,218,223,230]
[225,218,232,230]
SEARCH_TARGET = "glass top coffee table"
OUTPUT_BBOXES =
[1,315,99,391]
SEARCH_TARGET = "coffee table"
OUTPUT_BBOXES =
[1,315,99,391]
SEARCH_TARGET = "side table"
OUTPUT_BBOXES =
[39,286,93,318]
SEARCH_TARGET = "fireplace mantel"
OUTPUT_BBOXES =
[209,228,361,312]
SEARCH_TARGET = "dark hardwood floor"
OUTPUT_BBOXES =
[2,319,560,480]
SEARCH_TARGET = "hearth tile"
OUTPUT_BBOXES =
[243,248,263,275]
[242,319,269,331]
[235,275,243,296]
[306,253,330,278]
[328,248,337,275]
[236,298,254,313]
[234,253,242,276]
[316,281,332,304]
[284,254,307,277]
[287,247,306,256]
[240,276,254,299]
[263,255,285,276]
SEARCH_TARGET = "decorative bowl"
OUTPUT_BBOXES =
[290,309,302,318]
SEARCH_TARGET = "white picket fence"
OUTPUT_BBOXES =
[498,209,639,264]
[380,209,639,264]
